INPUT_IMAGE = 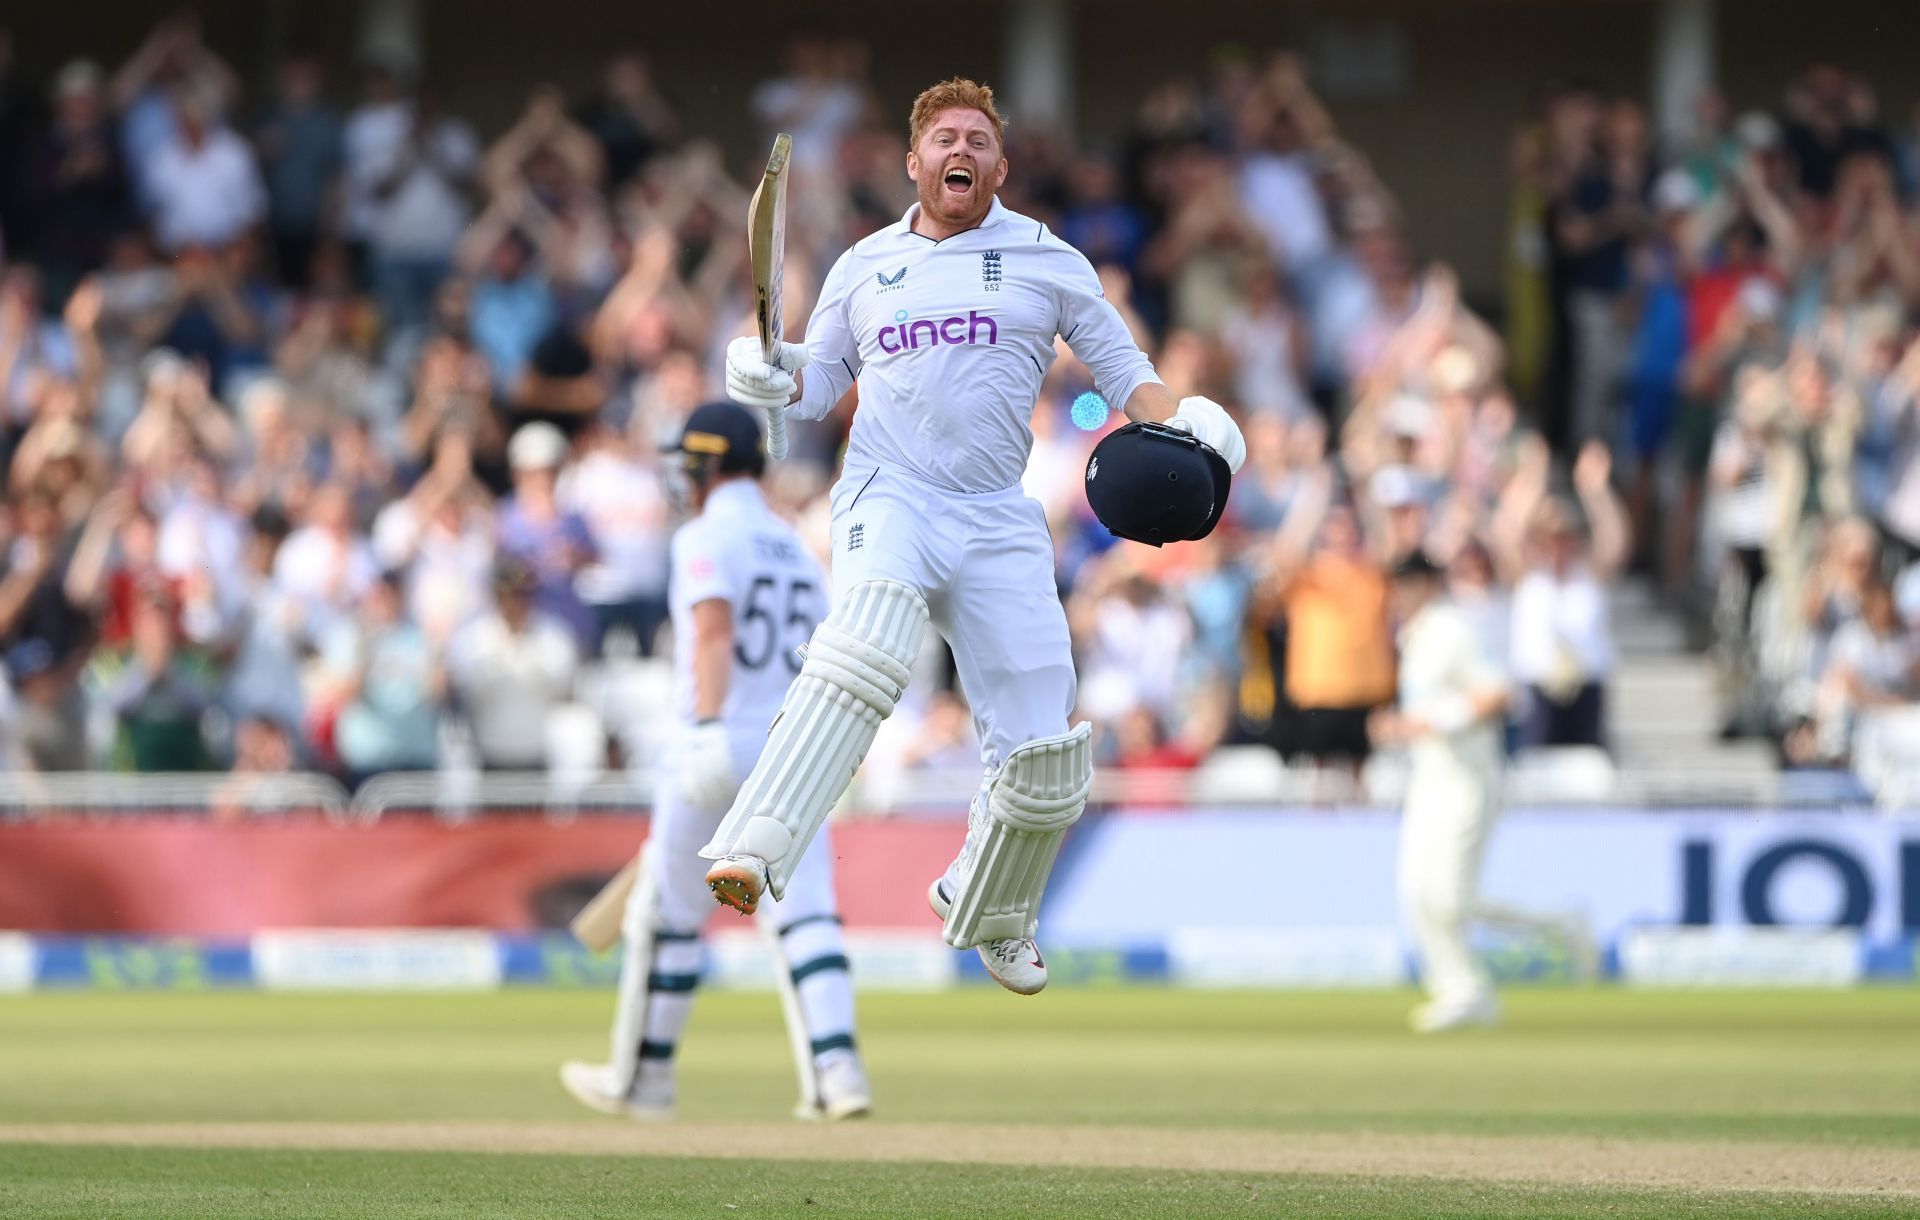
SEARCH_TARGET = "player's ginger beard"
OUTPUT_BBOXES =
[907,106,1008,239]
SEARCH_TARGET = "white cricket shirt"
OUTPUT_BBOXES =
[669,481,828,732]
[792,198,1161,493]
[1398,600,1508,785]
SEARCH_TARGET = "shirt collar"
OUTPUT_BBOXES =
[892,196,1007,243]
[706,479,765,514]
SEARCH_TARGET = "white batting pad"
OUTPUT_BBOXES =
[700,579,927,898]
[941,723,1093,948]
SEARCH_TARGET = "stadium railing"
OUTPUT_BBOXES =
[0,757,1902,823]
[0,771,352,820]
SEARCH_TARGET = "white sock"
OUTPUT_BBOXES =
[635,932,703,1077]
[776,913,858,1063]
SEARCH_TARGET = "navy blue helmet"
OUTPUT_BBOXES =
[1083,421,1232,547]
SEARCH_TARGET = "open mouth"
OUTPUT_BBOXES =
[943,165,974,194]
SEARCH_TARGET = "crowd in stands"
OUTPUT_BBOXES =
[1500,71,1920,774]
[0,15,1908,798]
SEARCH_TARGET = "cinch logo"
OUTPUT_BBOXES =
[877,310,998,354]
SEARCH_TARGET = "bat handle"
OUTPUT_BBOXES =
[766,403,790,460]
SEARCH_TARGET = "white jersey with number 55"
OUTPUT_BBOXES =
[669,480,827,733]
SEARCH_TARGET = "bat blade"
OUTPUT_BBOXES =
[749,133,793,365]
[568,852,641,953]
[747,132,794,458]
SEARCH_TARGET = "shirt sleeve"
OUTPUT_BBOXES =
[1050,242,1161,411]
[791,248,863,422]
[671,523,733,608]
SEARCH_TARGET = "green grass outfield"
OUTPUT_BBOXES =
[1,988,1917,1217]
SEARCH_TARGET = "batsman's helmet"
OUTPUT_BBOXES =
[666,400,767,480]
[1083,421,1232,546]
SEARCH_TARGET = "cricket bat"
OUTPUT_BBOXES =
[748,132,794,459]
[569,851,642,953]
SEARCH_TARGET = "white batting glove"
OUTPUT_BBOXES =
[1168,395,1247,473]
[725,335,809,412]
[681,720,739,811]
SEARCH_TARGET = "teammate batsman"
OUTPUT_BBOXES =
[561,401,870,1120]
[707,78,1246,994]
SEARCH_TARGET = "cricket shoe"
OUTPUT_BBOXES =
[705,854,769,916]
[928,878,1048,996]
[558,1060,675,1121]
[1409,994,1501,1034]
[795,1049,872,1122]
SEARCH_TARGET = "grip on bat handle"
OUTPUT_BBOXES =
[766,403,790,460]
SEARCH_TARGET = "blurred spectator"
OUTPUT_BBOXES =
[101,584,215,771]
[1110,705,1207,772]
[751,28,863,182]
[23,60,130,305]
[509,322,602,439]
[151,239,277,395]
[1259,480,1396,769]
[219,507,306,740]
[1497,442,1627,750]
[896,690,980,772]
[271,482,377,644]
[1059,155,1149,278]
[254,52,342,289]
[1234,56,1337,283]
[208,713,298,820]
[1140,143,1268,335]
[1805,579,1917,764]
[574,53,678,189]
[0,266,78,426]
[1781,67,1892,202]
[363,91,479,336]
[0,489,91,770]
[462,229,553,395]
[319,569,444,779]
[63,487,166,649]
[1070,551,1193,726]
[372,430,494,642]
[341,60,412,273]
[397,326,502,480]
[477,88,613,309]
[110,14,239,202]
[1220,260,1310,419]
[274,285,404,440]
[142,90,265,254]
[1544,84,1633,450]
[557,420,670,655]
[449,558,579,770]
[498,422,595,646]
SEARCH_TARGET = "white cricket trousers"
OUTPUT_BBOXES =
[827,463,1076,767]
[1397,773,1499,1009]
[612,728,855,1072]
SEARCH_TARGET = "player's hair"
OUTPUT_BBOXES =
[908,78,1007,152]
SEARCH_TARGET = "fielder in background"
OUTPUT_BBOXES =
[561,401,869,1121]
[710,77,1246,994]
[1370,553,1591,1033]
